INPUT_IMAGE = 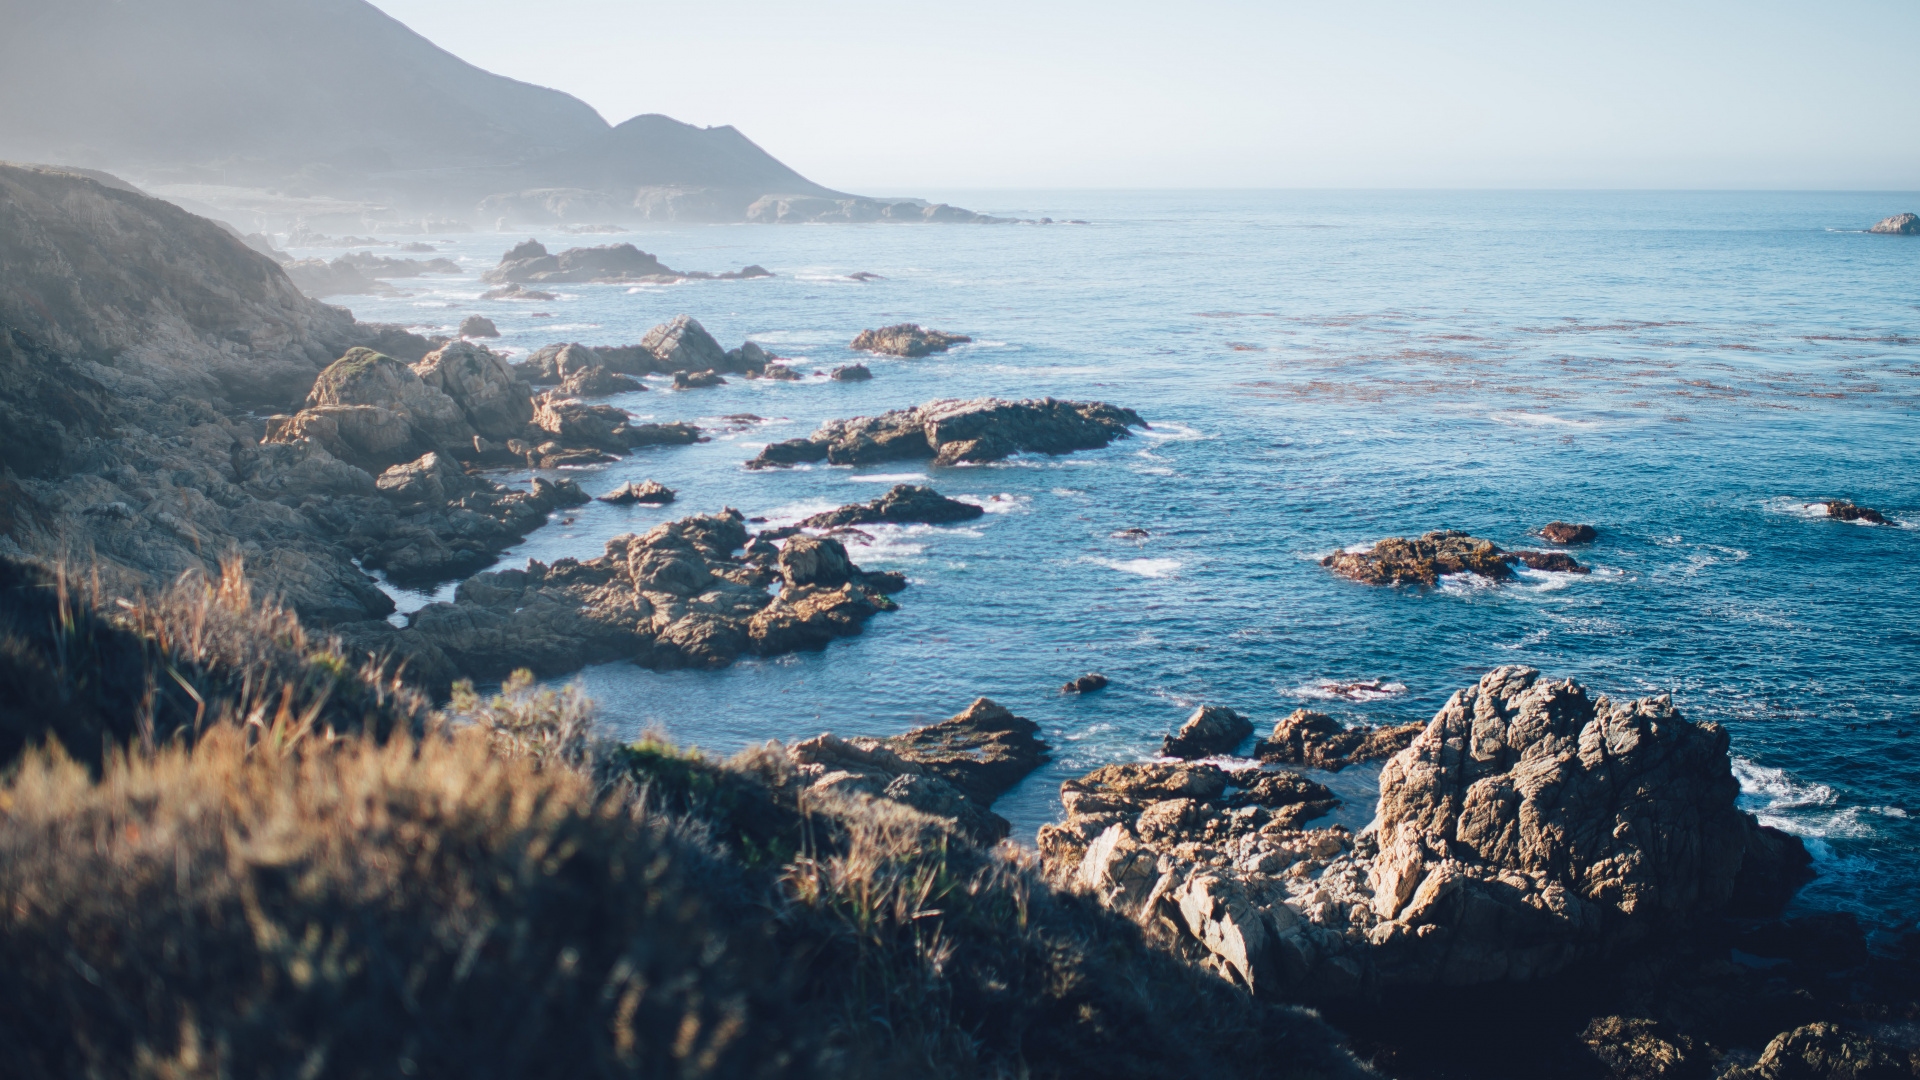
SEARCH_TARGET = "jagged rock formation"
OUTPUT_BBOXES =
[796,485,985,529]
[750,398,1148,469]
[1255,710,1425,772]
[393,511,904,679]
[1868,213,1919,235]
[1823,500,1888,524]
[599,480,675,505]
[556,367,644,398]
[1041,667,1813,1001]
[851,324,973,357]
[1323,530,1590,586]
[1161,706,1254,759]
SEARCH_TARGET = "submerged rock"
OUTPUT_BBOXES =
[643,315,732,373]
[1254,710,1423,772]
[829,363,872,382]
[1322,530,1591,586]
[1823,500,1888,524]
[1064,673,1109,694]
[1162,705,1254,760]
[797,485,984,529]
[851,323,972,357]
[749,397,1147,469]
[598,480,675,505]
[1540,521,1597,544]
[1040,666,1813,999]
[1867,212,1919,235]
[759,363,802,381]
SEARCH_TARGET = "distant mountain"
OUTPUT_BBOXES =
[0,0,996,226]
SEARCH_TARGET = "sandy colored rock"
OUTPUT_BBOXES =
[851,324,972,357]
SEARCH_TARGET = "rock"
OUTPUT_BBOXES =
[531,399,700,454]
[458,315,500,338]
[411,341,535,441]
[401,509,904,679]
[1063,673,1109,694]
[1112,527,1151,540]
[598,480,675,505]
[672,370,727,389]
[1725,1023,1917,1080]
[479,283,557,301]
[1162,705,1254,759]
[829,363,872,382]
[1322,530,1590,586]
[796,485,985,529]
[1040,666,1814,1001]
[374,451,471,507]
[759,363,802,381]
[1823,500,1888,524]
[885,698,1051,807]
[849,271,884,281]
[749,397,1147,469]
[788,726,1015,843]
[558,366,645,398]
[1541,521,1597,544]
[482,240,680,284]
[303,347,476,458]
[1867,213,1919,236]
[1254,709,1423,772]
[643,315,732,373]
[851,324,972,357]
[1578,1017,1701,1080]
[282,257,394,298]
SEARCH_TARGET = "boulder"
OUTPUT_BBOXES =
[672,370,727,389]
[885,698,1051,806]
[1724,1023,1917,1079]
[796,485,984,529]
[306,347,476,452]
[411,341,535,441]
[1162,705,1254,759]
[1867,213,1919,236]
[598,480,675,505]
[760,363,802,381]
[851,324,973,357]
[748,397,1147,469]
[1063,673,1109,694]
[458,315,500,338]
[1039,666,1815,1001]
[830,363,873,382]
[558,366,645,398]
[1254,709,1423,772]
[643,315,731,372]
[1322,530,1590,586]
[1541,521,1597,544]
[1823,500,1888,524]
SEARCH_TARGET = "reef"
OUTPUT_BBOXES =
[750,398,1147,469]
[1322,530,1591,586]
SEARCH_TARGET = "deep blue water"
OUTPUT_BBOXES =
[325,190,1920,935]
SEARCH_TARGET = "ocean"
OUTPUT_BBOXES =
[322,189,1919,937]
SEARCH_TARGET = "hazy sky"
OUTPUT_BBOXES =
[374,0,1917,192]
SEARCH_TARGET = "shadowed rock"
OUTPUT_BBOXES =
[830,363,872,382]
[1254,709,1423,772]
[672,370,726,389]
[458,315,499,338]
[885,699,1052,807]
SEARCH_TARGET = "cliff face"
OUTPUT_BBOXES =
[0,163,362,409]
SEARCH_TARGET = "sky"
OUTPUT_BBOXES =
[373,0,1918,192]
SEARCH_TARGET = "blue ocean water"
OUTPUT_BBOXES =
[325,190,1920,934]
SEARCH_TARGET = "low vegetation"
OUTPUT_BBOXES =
[0,555,1368,1079]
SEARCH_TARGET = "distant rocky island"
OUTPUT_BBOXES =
[0,0,1014,231]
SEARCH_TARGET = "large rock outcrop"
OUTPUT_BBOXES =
[1323,530,1590,586]
[1868,213,1918,235]
[412,341,535,440]
[395,511,905,678]
[1039,667,1812,1000]
[481,241,769,285]
[750,398,1148,469]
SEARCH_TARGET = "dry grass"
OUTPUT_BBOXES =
[0,553,1371,1079]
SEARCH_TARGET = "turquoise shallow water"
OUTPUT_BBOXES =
[327,190,1920,934]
